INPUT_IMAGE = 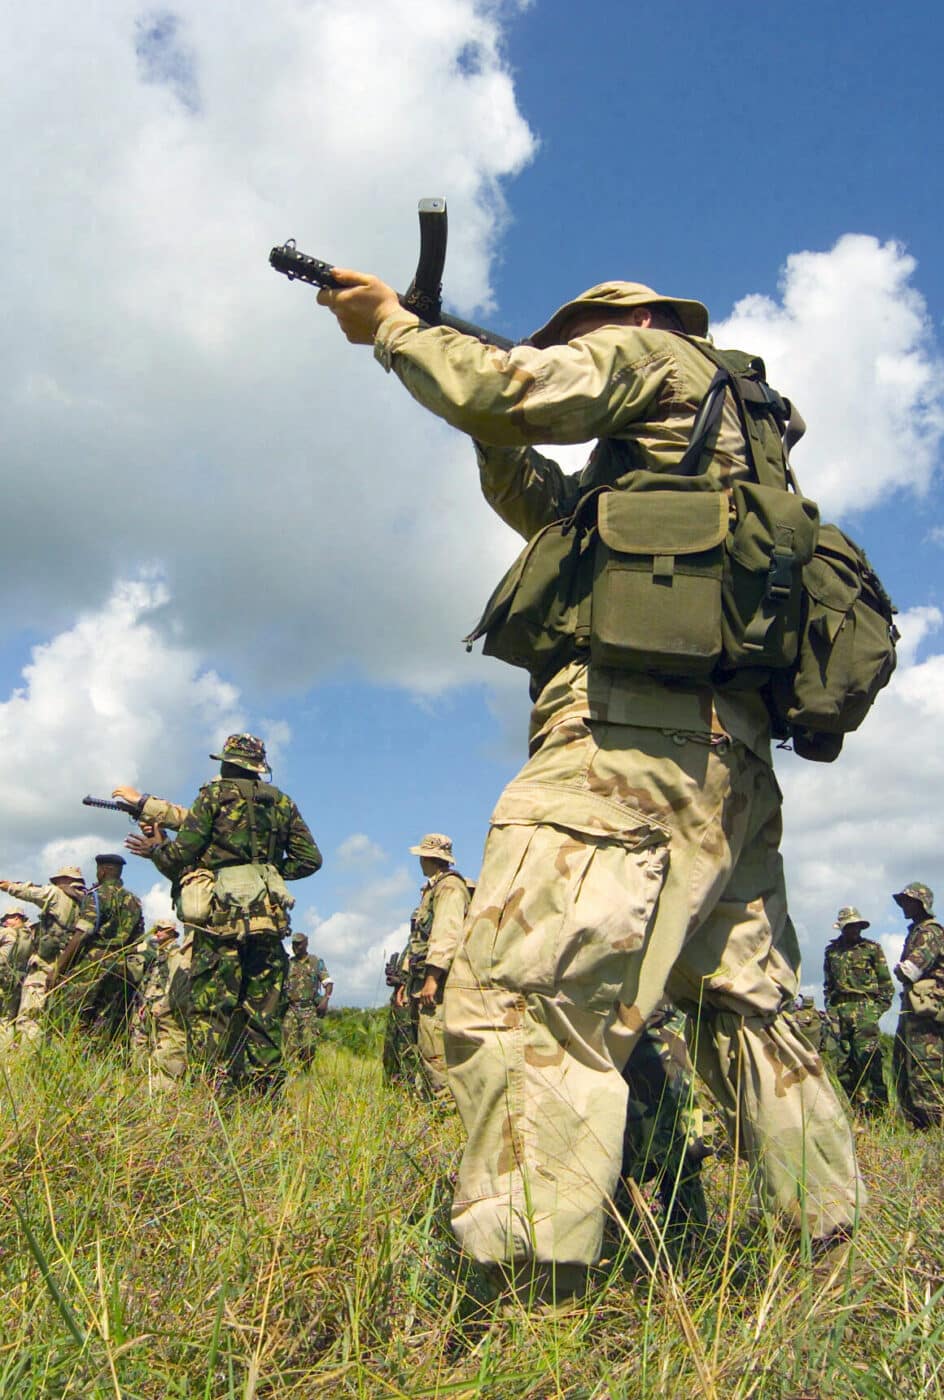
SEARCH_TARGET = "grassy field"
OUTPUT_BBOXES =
[1,1011,942,1399]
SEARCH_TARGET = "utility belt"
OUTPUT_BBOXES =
[176,862,294,938]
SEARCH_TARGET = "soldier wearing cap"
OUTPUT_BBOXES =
[54,854,144,1040]
[396,834,471,1109]
[891,882,944,1128]
[792,995,825,1056]
[823,907,893,1115]
[0,911,33,1050]
[318,270,862,1295]
[284,932,333,1069]
[0,864,86,1042]
[125,733,322,1092]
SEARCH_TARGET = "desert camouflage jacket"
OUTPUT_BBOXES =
[373,313,776,762]
[1,881,80,961]
[0,924,33,1014]
[823,936,894,1011]
[408,869,471,975]
[74,879,144,952]
[150,778,322,882]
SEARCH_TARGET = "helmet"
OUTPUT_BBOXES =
[893,882,934,915]
[409,833,454,863]
[528,281,709,349]
[833,906,870,931]
[210,733,269,775]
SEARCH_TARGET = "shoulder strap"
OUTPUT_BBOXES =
[687,342,804,493]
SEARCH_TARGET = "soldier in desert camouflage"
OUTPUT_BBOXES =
[823,907,893,1115]
[0,911,33,1050]
[125,734,321,1092]
[132,921,189,1086]
[319,270,863,1297]
[0,864,85,1042]
[403,834,471,1110]
[892,882,944,1129]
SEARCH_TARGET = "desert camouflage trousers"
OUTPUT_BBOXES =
[443,716,864,1266]
[417,996,457,1111]
[893,1012,944,1128]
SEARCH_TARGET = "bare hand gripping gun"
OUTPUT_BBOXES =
[269,197,515,351]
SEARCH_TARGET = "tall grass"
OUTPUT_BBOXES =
[0,1014,942,1398]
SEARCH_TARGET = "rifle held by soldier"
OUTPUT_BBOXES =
[83,794,145,822]
[269,198,515,351]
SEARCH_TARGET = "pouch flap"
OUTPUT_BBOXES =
[728,482,819,572]
[597,490,728,556]
[804,550,860,612]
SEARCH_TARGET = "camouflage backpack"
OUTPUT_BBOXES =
[466,344,898,761]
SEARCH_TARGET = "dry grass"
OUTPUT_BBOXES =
[0,1015,942,1399]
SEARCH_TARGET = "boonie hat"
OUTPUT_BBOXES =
[528,281,710,349]
[210,733,270,775]
[833,906,870,930]
[894,882,934,914]
[51,865,83,883]
[95,853,126,868]
[291,931,308,947]
[153,922,177,942]
[1,909,28,924]
[409,833,454,863]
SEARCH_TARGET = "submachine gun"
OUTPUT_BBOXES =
[82,794,146,822]
[269,198,515,350]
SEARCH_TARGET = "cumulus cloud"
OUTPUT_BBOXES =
[2,0,535,697]
[776,605,944,1015]
[0,576,243,868]
[713,235,944,519]
[301,865,413,1004]
[336,833,387,866]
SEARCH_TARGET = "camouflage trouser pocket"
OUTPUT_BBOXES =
[907,979,944,1024]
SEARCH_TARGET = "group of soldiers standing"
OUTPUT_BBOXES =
[795,884,944,1129]
[0,733,333,1091]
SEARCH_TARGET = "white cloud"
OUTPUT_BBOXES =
[336,833,387,866]
[713,235,944,519]
[1,0,535,697]
[777,605,944,1017]
[0,576,243,868]
[301,864,414,1004]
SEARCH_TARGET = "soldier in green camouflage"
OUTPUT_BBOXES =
[131,921,188,1086]
[405,834,472,1109]
[0,865,85,1042]
[792,995,824,1055]
[54,854,145,1041]
[283,932,332,1069]
[126,734,322,1092]
[0,911,33,1050]
[892,882,944,1129]
[823,907,893,1115]
[618,1003,710,1240]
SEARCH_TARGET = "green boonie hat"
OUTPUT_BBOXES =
[409,833,454,863]
[153,922,177,942]
[833,906,870,930]
[51,865,83,883]
[291,932,308,946]
[210,733,269,774]
[528,280,710,349]
[894,882,934,913]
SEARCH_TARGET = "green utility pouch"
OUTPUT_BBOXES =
[906,977,944,1024]
[767,524,899,761]
[590,476,728,675]
[721,480,819,671]
[213,862,295,935]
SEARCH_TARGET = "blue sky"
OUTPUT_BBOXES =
[2,0,942,1009]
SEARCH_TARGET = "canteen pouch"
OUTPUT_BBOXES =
[721,481,819,671]
[177,868,215,925]
[906,978,944,1024]
[768,523,898,759]
[590,478,728,675]
[213,862,295,936]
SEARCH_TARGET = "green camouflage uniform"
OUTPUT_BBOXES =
[148,736,322,1091]
[284,937,330,1068]
[405,837,471,1109]
[371,283,863,1269]
[792,996,824,1055]
[619,1003,709,1235]
[2,871,83,1042]
[0,916,32,1050]
[382,945,418,1087]
[131,926,188,1087]
[823,908,892,1115]
[892,883,944,1128]
[67,869,144,1041]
